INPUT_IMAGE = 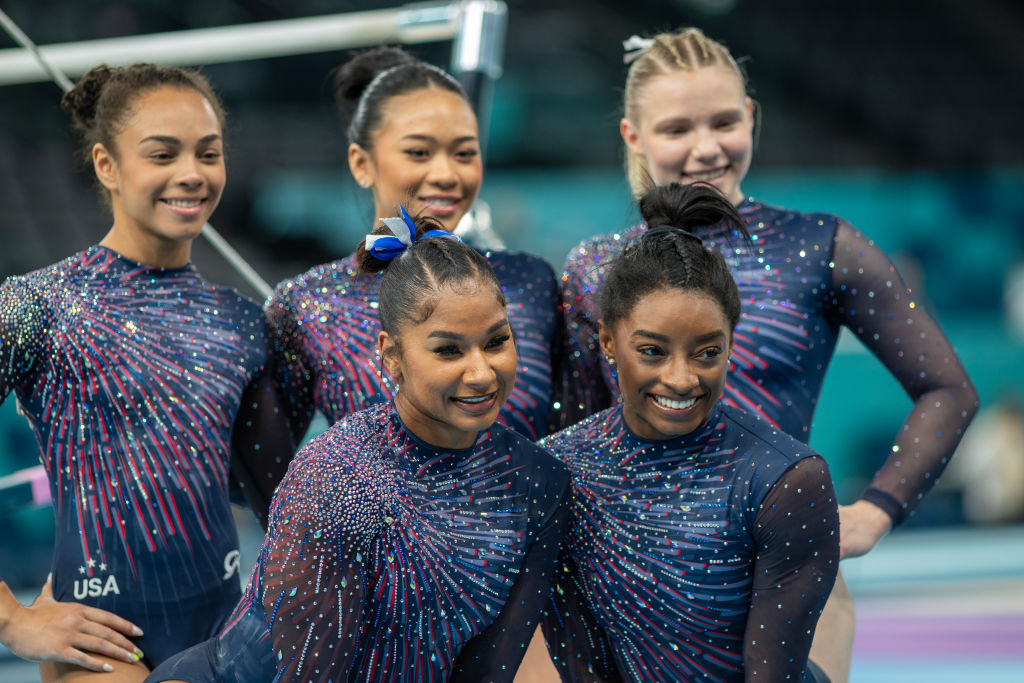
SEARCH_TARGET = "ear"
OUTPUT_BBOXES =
[92,143,118,192]
[348,143,374,189]
[745,96,756,134]
[726,331,736,360]
[620,117,645,157]
[597,320,616,364]
[377,330,402,383]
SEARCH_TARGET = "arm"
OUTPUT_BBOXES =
[828,221,979,553]
[0,278,45,402]
[745,457,839,682]
[264,289,318,445]
[230,355,299,529]
[452,477,577,682]
[260,452,377,682]
[0,577,143,672]
[540,551,623,683]
[554,257,612,429]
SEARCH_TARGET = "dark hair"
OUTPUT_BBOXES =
[601,183,745,329]
[355,214,504,335]
[61,63,226,167]
[332,46,468,149]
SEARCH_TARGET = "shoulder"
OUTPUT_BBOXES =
[1,253,86,320]
[540,407,618,462]
[564,225,644,269]
[266,256,357,315]
[740,198,842,233]
[718,404,821,467]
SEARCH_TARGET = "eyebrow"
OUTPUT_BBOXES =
[139,134,222,146]
[400,134,478,145]
[427,319,509,341]
[631,329,726,343]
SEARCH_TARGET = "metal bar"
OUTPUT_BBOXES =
[0,3,460,86]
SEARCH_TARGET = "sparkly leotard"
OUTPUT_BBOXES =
[0,246,268,663]
[147,401,570,682]
[541,403,838,683]
[267,250,560,442]
[558,199,978,524]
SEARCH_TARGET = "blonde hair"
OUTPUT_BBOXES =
[622,28,747,198]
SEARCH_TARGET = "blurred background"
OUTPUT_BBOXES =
[1,0,1022,680]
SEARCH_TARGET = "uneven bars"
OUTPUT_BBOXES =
[0,3,460,86]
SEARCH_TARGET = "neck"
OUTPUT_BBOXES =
[393,394,477,451]
[99,224,192,269]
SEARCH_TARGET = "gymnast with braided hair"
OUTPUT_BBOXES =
[147,210,570,683]
[542,183,838,682]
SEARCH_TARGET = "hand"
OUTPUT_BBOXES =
[0,576,144,672]
[838,500,893,559]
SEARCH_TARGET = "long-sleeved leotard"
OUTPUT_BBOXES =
[148,401,571,683]
[267,250,560,443]
[558,199,978,524]
[0,245,272,664]
[540,404,839,683]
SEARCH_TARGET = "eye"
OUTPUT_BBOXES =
[149,151,175,162]
[455,148,479,161]
[404,148,430,160]
[697,346,724,360]
[714,115,741,130]
[486,334,510,349]
[200,149,223,161]
[433,344,461,357]
[637,345,665,358]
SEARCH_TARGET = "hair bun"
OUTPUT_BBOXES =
[332,46,415,116]
[639,182,743,236]
[60,65,115,131]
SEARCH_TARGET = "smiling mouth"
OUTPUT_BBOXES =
[161,198,205,210]
[684,167,728,182]
[650,394,699,411]
[452,392,498,414]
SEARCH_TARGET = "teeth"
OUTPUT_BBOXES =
[164,198,201,208]
[425,198,456,207]
[457,395,490,404]
[687,169,726,182]
[653,395,696,410]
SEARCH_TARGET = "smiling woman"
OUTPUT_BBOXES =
[145,211,571,683]
[264,46,562,445]
[0,63,294,683]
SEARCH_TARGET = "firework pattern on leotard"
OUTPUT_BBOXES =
[0,246,266,606]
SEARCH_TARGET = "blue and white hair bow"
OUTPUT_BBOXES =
[364,206,459,261]
[623,34,654,64]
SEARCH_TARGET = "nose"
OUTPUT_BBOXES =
[462,348,497,390]
[175,156,204,191]
[663,355,699,394]
[426,153,458,189]
[691,126,722,163]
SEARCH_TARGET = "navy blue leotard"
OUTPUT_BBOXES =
[541,403,838,682]
[0,246,269,664]
[147,401,570,682]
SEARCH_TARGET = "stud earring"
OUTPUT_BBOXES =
[605,356,615,366]
[359,179,370,188]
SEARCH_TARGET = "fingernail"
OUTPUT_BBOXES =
[103,663,114,672]
[132,625,144,637]
[131,651,141,661]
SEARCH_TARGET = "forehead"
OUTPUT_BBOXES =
[637,66,746,121]
[119,87,222,140]
[374,87,478,142]
[405,283,506,334]
[619,288,731,338]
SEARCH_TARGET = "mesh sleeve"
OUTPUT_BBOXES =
[827,221,979,524]
[452,484,572,682]
[745,456,839,682]
[555,262,613,429]
[265,289,318,444]
[540,550,624,683]
[230,360,298,529]
[260,453,380,682]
